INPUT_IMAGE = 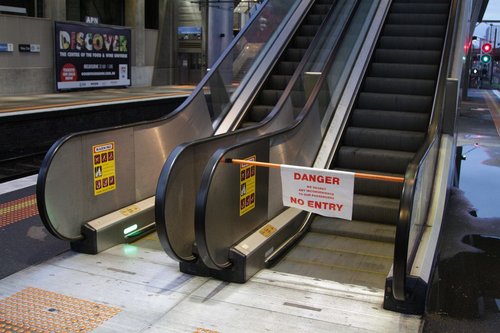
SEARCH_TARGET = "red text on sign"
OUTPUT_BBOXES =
[293,172,340,185]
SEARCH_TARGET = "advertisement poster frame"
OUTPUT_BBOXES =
[54,21,131,91]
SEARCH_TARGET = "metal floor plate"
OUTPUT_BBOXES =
[0,233,421,332]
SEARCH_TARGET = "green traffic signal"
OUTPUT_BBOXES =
[481,54,491,64]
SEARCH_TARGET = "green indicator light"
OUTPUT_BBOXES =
[123,224,138,235]
[481,55,491,64]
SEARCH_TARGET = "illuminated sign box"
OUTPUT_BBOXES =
[177,26,202,40]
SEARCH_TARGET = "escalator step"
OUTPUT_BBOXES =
[363,77,436,96]
[311,217,396,243]
[284,48,307,62]
[277,61,300,75]
[351,109,429,132]
[368,63,438,80]
[305,14,327,26]
[353,172,404,199]
[352,194,400,225]
[267,75,292,90]
[358,92,433,112]
[379,36,444,50]
[336,146,414,174]
[387,13,448,26]
[273,232,393,288]
[291,36,315,49]
[298,24,320,36]
[310,4,333,15]
[249,105,274,122]
[390,3,449,15]
[343,127,425,152]
[383,24,446,38]
[394,0,449,2]
[374,49,441,64]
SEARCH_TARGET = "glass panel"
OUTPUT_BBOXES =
[206,0,302,125]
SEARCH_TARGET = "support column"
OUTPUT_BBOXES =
[152,0,175,85]
[44,0,66,21]
[207,1,234,68]
[126,0,149,86]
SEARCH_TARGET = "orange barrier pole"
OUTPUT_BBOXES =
[228,158,404,183]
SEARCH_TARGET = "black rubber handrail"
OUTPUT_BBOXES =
[155,0,345,263]
[392,0,459,302]
[195,0,362,270]
[36,0,274,241]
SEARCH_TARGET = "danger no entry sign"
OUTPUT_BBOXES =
[280,165,354,220]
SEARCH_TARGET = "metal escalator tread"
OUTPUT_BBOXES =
[368,63,438,80]
[352,194,400,225]
[363,77,436,96]
[336,146,415,174]
[310,218,396,243]
[273,232,393,289]
[350,109,430,132]
[335,167,404,199]
[343,127,425,152]
[357,92,433,113]
[386,13,447,26]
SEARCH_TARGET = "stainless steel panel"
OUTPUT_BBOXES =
[40,0,306,242]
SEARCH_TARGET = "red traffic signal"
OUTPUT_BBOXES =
[482,42,492,53]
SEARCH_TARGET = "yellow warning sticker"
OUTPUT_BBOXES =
[239,155,256,216]
[93,142,116,196]
[259,224,277,238]
[120,204,140,216]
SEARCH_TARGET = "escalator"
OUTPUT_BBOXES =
[155,0,359,266]
[273,0,450,291]
[186,0,471,315]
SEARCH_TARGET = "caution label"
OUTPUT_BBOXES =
[93,142,116,196]
[239,155,256,216]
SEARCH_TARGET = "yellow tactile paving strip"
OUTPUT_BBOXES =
[0,195,38,229]
[0,287,121,333]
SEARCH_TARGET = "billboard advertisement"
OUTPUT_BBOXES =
[54,21,131,91]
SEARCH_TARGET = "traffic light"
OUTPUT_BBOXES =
[481,54,492,64]
[482,42,492,53]
[481,42,492,64]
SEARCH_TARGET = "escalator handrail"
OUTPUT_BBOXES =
[194,0,364,270]
[36,0,299,241]
[392,0,459,302]
[156,0,356,263]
